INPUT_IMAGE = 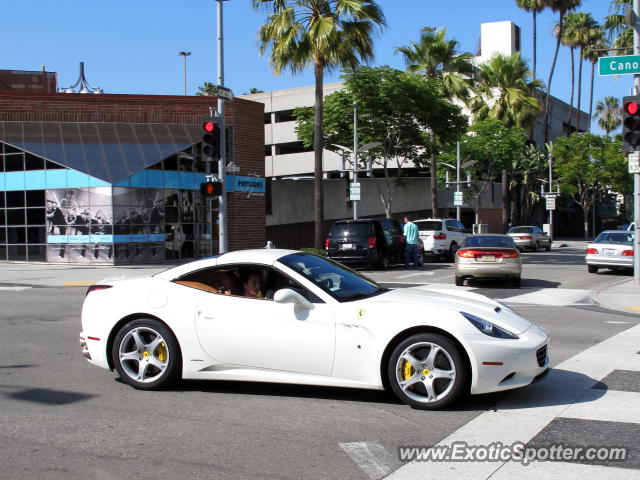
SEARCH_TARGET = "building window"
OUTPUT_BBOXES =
[264,113,272,125]
[274,110,296,123]
[276,141,313,155]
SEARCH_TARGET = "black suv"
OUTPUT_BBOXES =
[325,218,422,269]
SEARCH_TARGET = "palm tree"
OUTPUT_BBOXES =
[556,16,578,130]
[472,53,542,231]
[570,13,599,131]
[594,96,622,136]
[605,0,632,51]
[253,0,385,249]
[515,0,547,80]
[543,0,582,143]
[196,82,218,96]
[395,27,473,216]
[583,29,608,132]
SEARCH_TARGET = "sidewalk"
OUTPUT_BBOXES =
[590,277,640,315]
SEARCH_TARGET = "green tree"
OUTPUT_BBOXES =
[295,66,467,217]
[253,0,385,249]
[515,0,547,79]
[583,29,609,130]
[395,27,473,216]
[472,52,542,230]
[594,96,622,136]
[570,13,600,131]
[605,0,632,51]
[196,82,219,96]
[553,133,629,238]
[543,0,582,143]
[244,87,265,94]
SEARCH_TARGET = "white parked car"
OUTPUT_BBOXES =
[80,249,549,410]
[585,230,635,273]
[415,218,469,261]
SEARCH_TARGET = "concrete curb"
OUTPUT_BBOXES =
[589,277,640,315]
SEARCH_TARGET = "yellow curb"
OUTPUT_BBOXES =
[625,306,640,311]
[63,281,97,286]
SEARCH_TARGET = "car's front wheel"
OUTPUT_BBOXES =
[388,333,469,410]
[588,265,598,274]
[112,318,181,390]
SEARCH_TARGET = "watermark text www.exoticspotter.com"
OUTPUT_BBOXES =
[398,441,628,466]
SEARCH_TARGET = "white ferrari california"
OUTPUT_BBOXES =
[80,249,549,410]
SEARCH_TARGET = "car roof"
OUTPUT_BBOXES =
[414,218,450,222]
[467,233,510,237]
[154,248,300,280]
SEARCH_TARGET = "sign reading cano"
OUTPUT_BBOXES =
[599,55,640,76]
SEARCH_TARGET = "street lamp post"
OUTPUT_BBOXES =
[353,102,358,220]
[216,0,229,254]
[634,0,640,285]
[178,51,191,96]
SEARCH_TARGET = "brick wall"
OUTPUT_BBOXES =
[0,92,266,251]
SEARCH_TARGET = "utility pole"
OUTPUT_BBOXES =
[443,148,476,223]
[178,51,191,96]
[353,102,358,220]
[632,0,640,285]
[456,142,461,221]
[548,153,554,242]
[216,0,228,253]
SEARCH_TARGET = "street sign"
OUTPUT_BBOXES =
[598,55,640,76]
[546,197,556,210]
[629,152,640,174]
[453,191,463,206]
[349,182,361,201]
[216,86,234,101]
[541,192,560,198]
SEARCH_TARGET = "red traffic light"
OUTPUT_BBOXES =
[203,121,216,133]
[624,101,639,115]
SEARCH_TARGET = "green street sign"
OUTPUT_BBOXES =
[599,55,640,76]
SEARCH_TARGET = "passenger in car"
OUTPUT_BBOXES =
[240,270,264,299]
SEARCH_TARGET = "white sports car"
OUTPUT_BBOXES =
[80,249,549,410]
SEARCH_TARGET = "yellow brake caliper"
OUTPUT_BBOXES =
[402,361,414,381]
[155,342,167,363]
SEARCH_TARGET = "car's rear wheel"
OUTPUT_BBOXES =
[112,318,181,390]
[388,334,469,410]
[511,275,521,288]
[588,265,598,274]
[533,241,540,252]
[545,241,551,251]
[447,243,459,262]
[455,275,464,286]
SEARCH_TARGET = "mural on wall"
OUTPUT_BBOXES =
[46,187,114,263]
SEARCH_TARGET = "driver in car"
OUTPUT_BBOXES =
[240,270,264,299]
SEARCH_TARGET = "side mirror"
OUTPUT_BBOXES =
[273,288,314,310]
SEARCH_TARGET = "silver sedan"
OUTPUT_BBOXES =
[455,234,522,287]
[507,226,551,251]
[585,230,635,273]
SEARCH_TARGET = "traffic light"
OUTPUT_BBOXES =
[200,180,222,197]
[622,96,640,152]
[202,117,221,159]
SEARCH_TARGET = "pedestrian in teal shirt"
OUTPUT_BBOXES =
[403,216,420,268]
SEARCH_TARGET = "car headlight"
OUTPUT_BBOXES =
[461,312,519,339]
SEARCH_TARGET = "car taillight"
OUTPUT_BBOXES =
[324,238,330,249]
[520,235,533,240]
[622,249,634,256]
[86,284,113,296]
[368,237,377,248]
[585,248,598,255]
[457,249,476,258]
[433,233,447,240]
[457,249,517,258]
[502,251,520,258]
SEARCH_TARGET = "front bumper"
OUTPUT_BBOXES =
[512,239,536,248]
[465,324,550,395]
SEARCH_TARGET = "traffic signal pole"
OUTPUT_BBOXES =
[634,0,640,286]
[216,0,228,254]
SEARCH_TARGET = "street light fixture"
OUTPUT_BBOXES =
[178,51,191,96]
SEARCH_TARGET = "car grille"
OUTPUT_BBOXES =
[536,345,547,367]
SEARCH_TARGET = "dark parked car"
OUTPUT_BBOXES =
[325,218,423,269]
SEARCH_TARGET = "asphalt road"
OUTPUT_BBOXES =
[1,245,638,480]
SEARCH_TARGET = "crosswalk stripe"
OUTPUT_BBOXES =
[500,288,591,306]
[0,286,32,291]
[560,389,640,424]
[490,458,640,480]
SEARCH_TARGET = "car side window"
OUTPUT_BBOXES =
[445,220,459,232]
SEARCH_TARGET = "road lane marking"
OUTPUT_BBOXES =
[500,288,591,306]
[394,272,434,279]
[339,442,392,479]
[0,287,32,291]
[63,281,97,286]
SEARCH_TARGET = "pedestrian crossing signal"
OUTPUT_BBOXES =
[201,181,221,197]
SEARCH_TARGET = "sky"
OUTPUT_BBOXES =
[1,0,628,133]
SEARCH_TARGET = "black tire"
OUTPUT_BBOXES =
[112,318,182,390]
[387,333,469,410]
[377,254,390,270]
[533,241,540,252]
[511,275,521,288]
[447,243,459,262]
[455,275,464,286]
[588,265,598,274]
[545,241,551,251]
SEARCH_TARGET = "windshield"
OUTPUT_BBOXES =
[277,252,387,302]
[415,220,442,231]
[464,236,516,248]
[508,227,533,234]
[594,232,634,245]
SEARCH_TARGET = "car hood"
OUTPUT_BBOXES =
[371,285,532,334]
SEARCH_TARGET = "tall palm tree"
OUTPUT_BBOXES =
[569,13,599,131]
[396,27,473,216]
[472,53,542,231]
[605,0,632,51]
[515,0,547,80]
[253,0,385,249]
[583,29,608,132]
[556,16,578,129]
[543,0,582,143]
[594,96,622,136]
